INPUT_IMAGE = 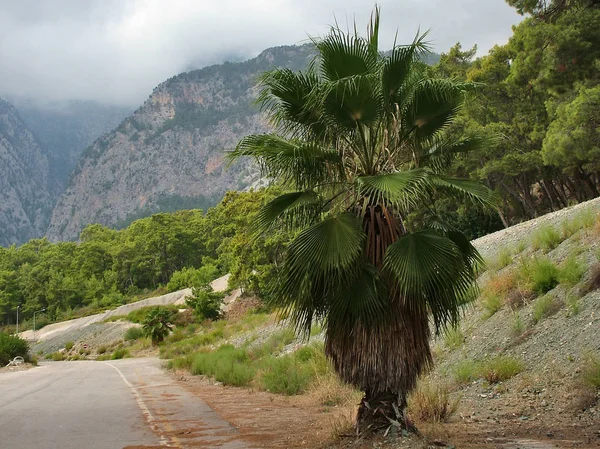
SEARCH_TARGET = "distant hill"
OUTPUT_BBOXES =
[46,44,317,241]
[0,98,54,245]
[10,99,132,191]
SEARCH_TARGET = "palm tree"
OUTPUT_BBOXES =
[142,307,173,345]
[230,8,495,433]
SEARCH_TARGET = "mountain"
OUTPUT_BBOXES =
[8,99,132,191]
[0,98,54,246]
[46,45,442,242]
[46,44,315,241]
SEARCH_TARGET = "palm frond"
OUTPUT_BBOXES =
[355,169,430,208]
[320,74,384,131]
[274,213,366,333]
[253,191,322,234]
[257,69,324,138]
[229,134,344,189]
[404,79,475,140]
[383,229,478,331]
[316,28,378,81]
[419,135,487,172]
[428,174,500,207]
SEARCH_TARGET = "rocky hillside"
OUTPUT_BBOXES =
[0,98,54,246]
[11,99,132,190]
[46,45,315,241]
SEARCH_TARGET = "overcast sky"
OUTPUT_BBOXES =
[0,0,522,107]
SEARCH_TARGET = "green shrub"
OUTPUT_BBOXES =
[452,359,479,384]
[566,294,580,316]
[64,341,74,351]
[533,295,562,323]
[444,327,464,349]
[111,348,130,360]
[185,286,224,321]
[511,314,525,337]
[259,356,314,395]
[167,265,219,292]
[582,352,600,389]
[124,326,144,341]
[561,209,596,238]
[479,356,524,383]
[51,352,65,361]
[481,292,503,318]
[191,345,255,387]
[0,332,29,365]
[558,256,586,286]
[97,346,107,354]
[126,305,178,324]
[532,225,562,252]
[520,257,559,294]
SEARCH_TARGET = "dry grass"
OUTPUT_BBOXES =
[580,263,600,296]
[408,379,460,423]
[328,412,356,440]
[307,372,362,407]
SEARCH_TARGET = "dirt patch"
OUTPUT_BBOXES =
[169,369,600,449]
[171,370,347,448]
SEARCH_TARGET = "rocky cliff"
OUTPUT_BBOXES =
[0,98,54,246]
[46,44,315,241]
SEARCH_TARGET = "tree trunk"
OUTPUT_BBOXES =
[356,390,415,434]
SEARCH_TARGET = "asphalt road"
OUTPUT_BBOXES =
[0,358,249,449]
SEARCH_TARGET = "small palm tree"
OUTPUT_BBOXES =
[142,307,173,345]
[230,9,495,433]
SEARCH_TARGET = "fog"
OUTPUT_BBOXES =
[0,0,522,106]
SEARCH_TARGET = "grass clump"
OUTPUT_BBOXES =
[533,295,562,323]
[532,225,562,252]
[124,326,144,341]
[558,255,586,286]
[479,356,524,383]
[481,292,503,318]
[581,351,600,389]
[64,341,74,351]
[511,314,525,337]
[191,345,255,387]
[408,380,459,423]
[111,348,130,359]
[518,257,559,294]
[452,356,523,384]
[444,327,464,349]
[452,359,479,384]
[561,209,597,238]
[566,293,580,316]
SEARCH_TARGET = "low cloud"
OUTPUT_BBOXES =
[0,0,522,106]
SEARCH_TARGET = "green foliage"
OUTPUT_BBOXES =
[511,313,525,337]
[532,225,563,252]
[124,326,144,341]
[481,292,503,318]
[185,286,224,321]
[0,332,29,365]
[64,341,74,351]
[479,356,524,383]
[566,293,580,316]
[519,257,560,294]
[452,356,524,384]
[561,209,597,238]
[581,351,600,389]
[558,255,586,286]
[126,305,178,324]
[444,327,464,349]
[191,345,255,387]
[533,295,562,323]
[111,348,130,360]
[167,265,219,292]
[142,307,173,345]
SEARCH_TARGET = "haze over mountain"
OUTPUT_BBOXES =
[0,0,522,107]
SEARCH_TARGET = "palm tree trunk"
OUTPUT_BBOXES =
[356,389,416,434]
